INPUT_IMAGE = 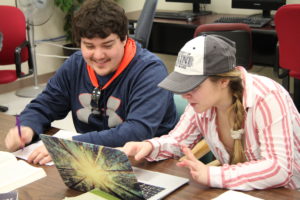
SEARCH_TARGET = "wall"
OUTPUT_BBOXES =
[1,0,298,77]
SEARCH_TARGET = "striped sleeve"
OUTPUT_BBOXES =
[147,104,203,161]
[209,88,295,190]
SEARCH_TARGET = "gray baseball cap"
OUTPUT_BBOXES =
[158,35,236,94]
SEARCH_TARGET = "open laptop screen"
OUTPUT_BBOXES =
[40,134,145,199]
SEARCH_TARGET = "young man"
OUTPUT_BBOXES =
[5,0,178,165]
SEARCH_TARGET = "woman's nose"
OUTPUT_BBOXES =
[181,93,190,100]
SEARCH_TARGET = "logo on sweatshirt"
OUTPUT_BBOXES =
[77,93,123,127]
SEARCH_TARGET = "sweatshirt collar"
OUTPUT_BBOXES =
[87,38,136,89]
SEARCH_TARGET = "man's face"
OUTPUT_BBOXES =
[81,34,127,76]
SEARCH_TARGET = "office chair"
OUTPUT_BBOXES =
[129,0,158,49]
[274,4,300,111]
[0,6,34,112]
[194,23,253,70]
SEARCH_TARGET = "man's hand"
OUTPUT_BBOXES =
[5,126,34,152]
[28,144,52,165]
[122,141,153,161]
[176,145,209,186]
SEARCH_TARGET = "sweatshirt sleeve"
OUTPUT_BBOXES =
[20,59,73,134]
[72,60,178,147]
[208,91,295,190]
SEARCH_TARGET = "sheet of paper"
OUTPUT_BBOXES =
[213,190,263,200]
[12,141,54,165]
[0,151,46,193]
[13,130,80,166]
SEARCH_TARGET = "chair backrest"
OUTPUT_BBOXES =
[0,6,28,65]
[174,94,188,117]
[0,5,33,83]
[194,23,253,70]
[132,0,158,49]
[274,4,300,79]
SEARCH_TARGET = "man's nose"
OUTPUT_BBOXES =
[93,48,105,59]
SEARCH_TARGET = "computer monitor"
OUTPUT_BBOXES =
[232,0,286,18]
[166,0,211,15]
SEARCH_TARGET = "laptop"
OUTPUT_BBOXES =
[40,134,189,200]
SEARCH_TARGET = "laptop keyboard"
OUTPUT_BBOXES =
[138,182,165,199]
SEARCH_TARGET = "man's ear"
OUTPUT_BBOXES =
[123,35,128,47]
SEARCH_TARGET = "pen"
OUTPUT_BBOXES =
[16,115,23,150]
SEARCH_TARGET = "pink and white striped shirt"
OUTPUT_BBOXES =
[147,67,300,191]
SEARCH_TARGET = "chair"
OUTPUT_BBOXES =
[274,4,300,111]
[0,6,34,112]
[129,0,158,49]
[173,94,188,116]
[194,23,253,70]
[174,94,219,165]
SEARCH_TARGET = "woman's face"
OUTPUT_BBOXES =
[182,78,230,113]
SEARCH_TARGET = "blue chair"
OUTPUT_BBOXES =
[173,94,188,116]
[174,94,218,165]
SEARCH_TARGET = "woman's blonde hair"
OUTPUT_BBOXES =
[209,68,246,164]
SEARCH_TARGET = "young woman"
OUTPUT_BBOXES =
[122,35,300,191]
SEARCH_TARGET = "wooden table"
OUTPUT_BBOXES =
[1,113,300,200]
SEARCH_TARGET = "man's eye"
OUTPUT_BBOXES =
[103,44,113,49]
[86,46,94,49]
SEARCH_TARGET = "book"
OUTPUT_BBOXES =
[13,130,80,166]
[63,188,120,200]
[0,151,47,193]
[0,190,18,200]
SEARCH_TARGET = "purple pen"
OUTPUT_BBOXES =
[16,115,21,137]
[16,115,23,149]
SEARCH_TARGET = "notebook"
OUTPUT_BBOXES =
[40,134,188,200]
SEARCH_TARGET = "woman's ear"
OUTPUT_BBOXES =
[219,78,230,88]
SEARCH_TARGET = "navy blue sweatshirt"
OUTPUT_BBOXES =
[20,41,178,147]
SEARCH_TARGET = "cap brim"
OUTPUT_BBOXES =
[158,72,207,94]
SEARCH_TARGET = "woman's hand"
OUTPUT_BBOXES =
[177,145,209,186]
[121,141,153,161]
[28,144,52,165]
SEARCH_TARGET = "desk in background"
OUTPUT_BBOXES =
[1,113,300,200]
[127,11,277,67]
